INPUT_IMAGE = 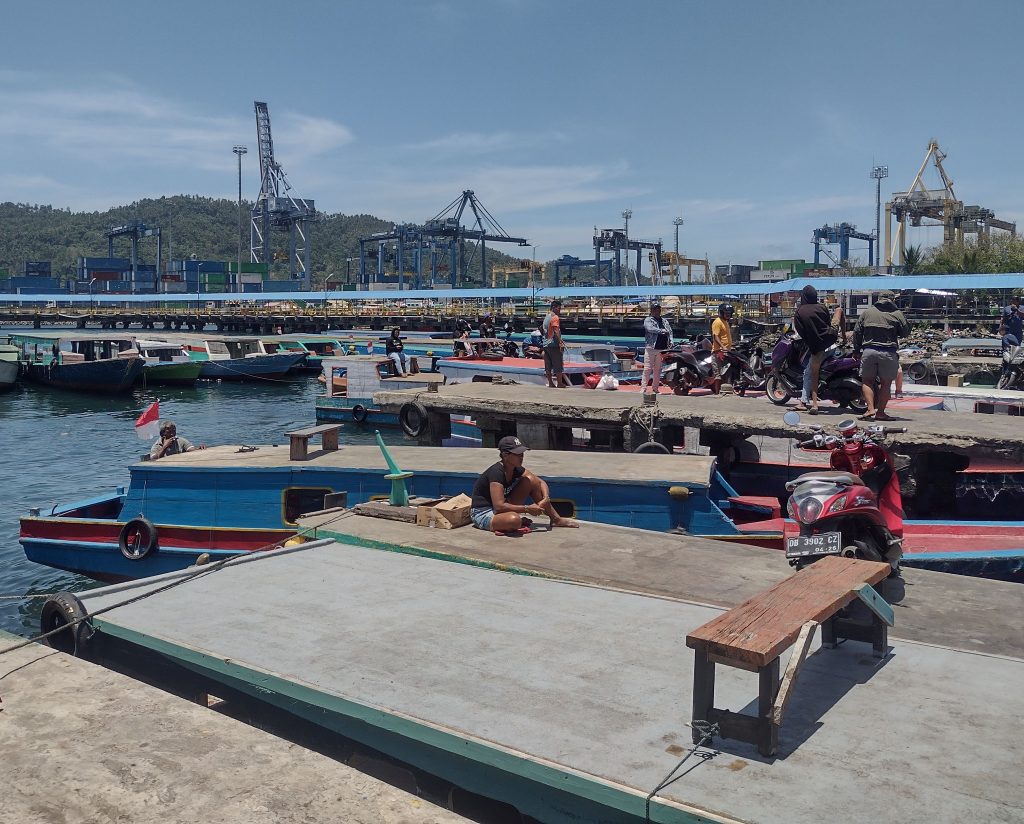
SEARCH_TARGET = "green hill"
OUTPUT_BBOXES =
[0,196,522,286]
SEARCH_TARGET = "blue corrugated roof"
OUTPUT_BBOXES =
[1,273,1022,304]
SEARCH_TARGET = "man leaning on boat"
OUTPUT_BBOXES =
[150,420,205,460]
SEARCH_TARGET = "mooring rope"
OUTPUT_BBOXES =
[644,720,720,822]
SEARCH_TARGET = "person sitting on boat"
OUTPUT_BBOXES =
[453,329,473,357]
[150,420,204,460]
[470,436,579,533]
[386,327,409,376]
[479,313,496,340]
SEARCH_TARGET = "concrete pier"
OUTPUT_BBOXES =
[0,631,466,824]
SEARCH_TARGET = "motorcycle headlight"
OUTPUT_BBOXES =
[826,495,848,514]
[798,498,823,523]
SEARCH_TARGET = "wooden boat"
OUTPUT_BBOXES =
[437,353,603,386]
[262,335,345,373]
[136,339,203,386]
[0,335,22,390]
[12,333,144,393]
[185,337,305,380]
[19,447,770,581]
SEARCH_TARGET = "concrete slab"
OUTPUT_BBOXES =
[0,631,466,824]
[75,544,1024,824]
[298,515,1024,660]
[372,382,1024,462]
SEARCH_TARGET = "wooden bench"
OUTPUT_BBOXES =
[685,555,893,757]
[284,424,342,461]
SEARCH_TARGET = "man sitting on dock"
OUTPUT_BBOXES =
[470,436,579,533]
[150,420,204,460]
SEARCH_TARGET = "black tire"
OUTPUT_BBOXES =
[836,392,868,414]
[765,375,791,406]
[40,592,90,656]
[633,441,670,455]
[118,517,158,561]
[907,361,928,382]
[399,401,428,438]
[997,372,1016,390]
[351,404,368,423]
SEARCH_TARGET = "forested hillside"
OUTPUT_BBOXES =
[0,196,518,285]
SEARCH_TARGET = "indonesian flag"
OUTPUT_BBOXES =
[135,400,161,440]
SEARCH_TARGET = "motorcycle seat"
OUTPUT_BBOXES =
[786,470,863,490]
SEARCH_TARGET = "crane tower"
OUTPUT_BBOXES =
[250,101,316,286]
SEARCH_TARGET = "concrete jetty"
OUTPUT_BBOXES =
[63,528,1024,824]
[0,630,466,824]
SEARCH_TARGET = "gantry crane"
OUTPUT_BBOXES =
[812,223,875,267]
[651,251,713,284]
[105,221,162,291]
[358,190,529,289]
[250,101,316,286]
[885,140,1016,266]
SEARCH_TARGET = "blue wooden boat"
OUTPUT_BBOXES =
[262,335,346,373]
[20,446,764,582]
[12,333,144,393]
[186,337,306,380]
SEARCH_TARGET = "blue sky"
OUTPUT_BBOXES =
[1,0,1021,269]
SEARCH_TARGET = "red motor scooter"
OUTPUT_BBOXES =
[782,411,905,574]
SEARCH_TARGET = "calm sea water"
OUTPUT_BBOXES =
[0,359,410,637]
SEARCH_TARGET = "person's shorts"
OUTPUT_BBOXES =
[470,506,495,530]
[543,345,564,374]
[860,348,899,384]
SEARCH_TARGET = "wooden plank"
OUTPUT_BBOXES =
[771,621,819,726]
[352,502,419,523]
[286,424,343,438]
[685,556,889,668]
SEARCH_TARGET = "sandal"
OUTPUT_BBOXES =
[808,406,819,415]
[793,403,809,411]
[858,412,876,421]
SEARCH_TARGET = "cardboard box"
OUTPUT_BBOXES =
[416,493,472,529]
[948,374,964,387]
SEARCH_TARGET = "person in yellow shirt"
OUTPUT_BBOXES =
[708,303,735,394]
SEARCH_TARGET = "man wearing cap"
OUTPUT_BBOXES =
[852,291,910,421]
[542,299,568,388]
[470,436,579,532]
[639,301,673,394]
[149,420,205,460]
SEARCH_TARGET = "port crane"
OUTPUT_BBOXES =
[105,221,162,291]
[885,140,1016,267]
[358,190,529,289]
[812,223,875,267]
[250,101,316,286]
[651,252,713,284]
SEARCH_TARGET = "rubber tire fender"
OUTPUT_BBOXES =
[399,401,428,438]
[633,441,671,455]
[40,591,91,657]
[118,517,158,561]
[907,361,928,382]
[351,404,368,423]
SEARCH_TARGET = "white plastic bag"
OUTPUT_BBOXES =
[596,374,619,391]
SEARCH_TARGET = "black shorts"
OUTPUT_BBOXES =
[543,346,564,373]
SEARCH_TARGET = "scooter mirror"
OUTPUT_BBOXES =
[782,410,801,426]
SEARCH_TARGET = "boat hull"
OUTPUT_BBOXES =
[198,353,305,380]
[0,359,19,390]
[23,357,144,393]
[141,361,204,386]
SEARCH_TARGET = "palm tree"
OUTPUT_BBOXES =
[902,245,923,274]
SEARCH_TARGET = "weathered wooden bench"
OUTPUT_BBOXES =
[284,424,342,461]
[685,555,893,757]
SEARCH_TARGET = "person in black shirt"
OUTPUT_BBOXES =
[469,436,579,532]
[792,285,835,414]
[385,327,408,376]
[479,313,496,340]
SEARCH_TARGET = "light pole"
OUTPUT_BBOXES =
[196,261,203,318]
[871,165,888,272]
[323,272,338,320]
[345,257,353,286]
[88,277,98,312]
[673,216,684,284]
[618,208,626,286]
[233,146,247,286]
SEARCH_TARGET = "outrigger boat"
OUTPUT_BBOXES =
[0,335,22,391]
[136,340,204,386]
[184,337,305,380]
[262,335,345,373]
[11,333,144,393]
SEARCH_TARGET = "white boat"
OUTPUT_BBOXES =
[0,335,22,391]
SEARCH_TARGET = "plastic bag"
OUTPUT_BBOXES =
[596,374,619,391]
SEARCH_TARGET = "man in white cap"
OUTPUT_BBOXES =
[469,436,579,532]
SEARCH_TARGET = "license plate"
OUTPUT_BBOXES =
[786,531,842,559]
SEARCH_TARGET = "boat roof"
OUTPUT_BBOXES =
[10,332,138,343]
[439,356,600,372]
[140,444,717,487]
[136,339,182,348]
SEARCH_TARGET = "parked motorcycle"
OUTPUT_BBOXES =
[782,411,905,574]
[661,340,766,395]
[766,330,867,413]
[997,344,1023,390]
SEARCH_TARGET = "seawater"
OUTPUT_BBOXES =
[0,366,411,637]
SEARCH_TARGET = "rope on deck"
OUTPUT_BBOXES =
[643,720,720,823]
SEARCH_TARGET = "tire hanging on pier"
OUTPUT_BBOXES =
[633,441,670,455]
[118,517,158,561]
[399,402,429,438]
[351,404,368,423]
[39,591,91,657]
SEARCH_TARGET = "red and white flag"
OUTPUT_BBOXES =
[135,400,161,440]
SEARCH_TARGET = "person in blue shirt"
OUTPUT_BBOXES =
[1000,296,1022,350]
